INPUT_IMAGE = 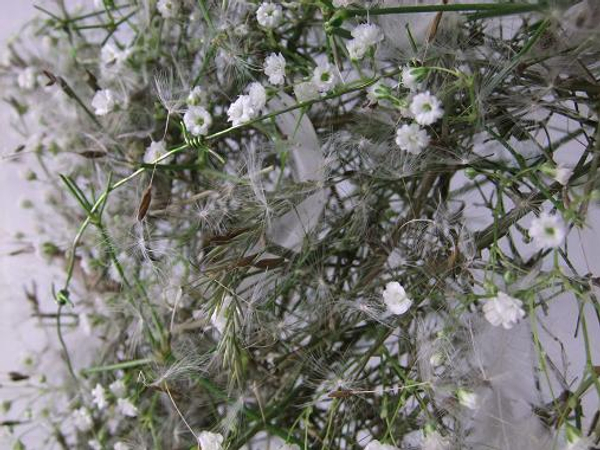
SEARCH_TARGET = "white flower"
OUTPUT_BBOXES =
[17,67,37,90]
[264,53,286,85]
[248,82,267,111]
[529,211,566,250]
[554,164,573,186]
[409,91,444,126]
[333,0,354,6]
[184,106,212,136]
[91,384,107,411]
[109,379,127,398]
[422,431,450,450]
[395,123,430,154]
[256,3,283,29]
[456,389,479,410]
[72,407,93,432]
[402,66,423,91]
[117,398,138,417]
[92,89,118,116]
[197,431,224,450]
[211,295,232,334]
[227,95,257,127]
[294,81,320,102]
[88,439,102,450]
[100,43,129,73]
[364,440,399,450]
[144,140,167,164]
[382,281,412,315]
[312,61,337,93]
[347,23,383,60]
[483,291,526,329]
[157,0,180,18]
[187,86,206,106]
[114,443,130,450]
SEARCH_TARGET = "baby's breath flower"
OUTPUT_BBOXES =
[91,384,107,411]
[264,52,286,85]
[483,291,525,329]
[187,86,206,106]
[364,439,399,450]
[197,430,224,450]
[72,407,93,431]
[409,91,444,126]
[382,281,412,315]
[312,61,337,93]
[456,389,479,410]
[17,67,37,90]
[256,3,283,29]
[157,0,180,19]
[100,43,130,75]
[117,398,138,417]
[529,211,566,249]
[294,80,319,102]
[144,140,166,164]
[227,95,257,127]
[109,379,126,398]
[184,106,212,136]
[92,89,118,116]
[88,440,102,450]
[395,123,430,154]
[402,66,425,91]
[248,82,267,111]
[347,23,384,60]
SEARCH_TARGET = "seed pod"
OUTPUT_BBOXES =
[137,184,153,221]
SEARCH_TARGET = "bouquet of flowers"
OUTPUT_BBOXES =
[2,0,600,449]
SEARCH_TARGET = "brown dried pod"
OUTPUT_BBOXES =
[137,184,153,221]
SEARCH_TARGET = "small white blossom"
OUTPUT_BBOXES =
[187,86,206,106]
[144,140,167,164]
[184,106,212,136]
[395,123,430,154]
[529,211,566,250]
[197,430,224,450]
[73,407,93,432]
[248,82,267,111]
[364,440,399,450]
[409,91,444,126]
[456,389,479,410]
[227,95,257,127]
[554,164,573,186]
[109,379,127,398]
[88,440,102,450]
[382,281,412,315]
[17,67,37,90]
[256,3,283,29]
[347,23,383,59]
[294,81,320,102]
[92,89,118,116]
[402,66,423,91]
[100,43,129,73]
[117,398,138,417]
[264,53,286,85]
[483,291,526,329]
[312,61,337,93]
[91,384,107,411]
[157,0,180,18]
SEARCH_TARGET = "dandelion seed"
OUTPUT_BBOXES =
[483,291,525,329]
[91,384,107,411]
[109,379,126,398]
[364,439,399,450]
[347,23,384,60]
[529,211,566,249]
[197,430,224,450]
[312,61,337,93]
[395,123,430,154]
[409,91,444,126]
[184,106,212,136]
[117,398,138,417]
[157,0,180,19]
[72,407,93,432]
[256,3,283,29]
[92,89,117,116]
[382,281,412,315]
[456,388,479,410]
[264,52,286,85]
